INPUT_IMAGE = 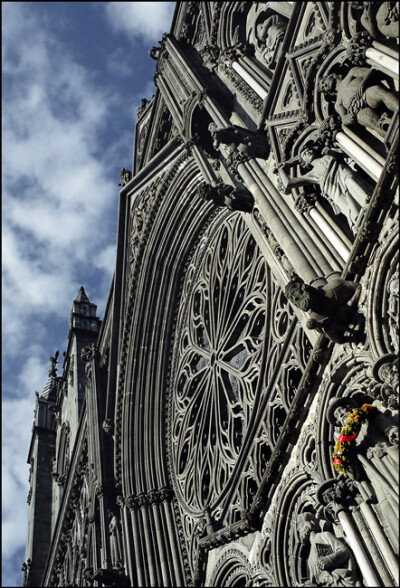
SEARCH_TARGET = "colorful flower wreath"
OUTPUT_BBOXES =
[332,403,378,477]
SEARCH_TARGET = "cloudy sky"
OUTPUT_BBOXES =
[2,2,175,586]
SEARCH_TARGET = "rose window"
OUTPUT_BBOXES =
[169,214,268,514]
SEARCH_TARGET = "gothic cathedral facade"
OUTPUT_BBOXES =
[24,3,399,587]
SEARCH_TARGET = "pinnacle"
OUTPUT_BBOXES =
[41,351,59,399]
[75,286,90,304]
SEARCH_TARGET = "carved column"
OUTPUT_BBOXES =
[365,47,399,78]
[338,510,381,587]
[126,496,148,587]
[348,32,399,79]
[295,194,351,262]
[318,480,382,587]
[359,501,400,582]
[232,61,268,99]
[161,498,185,586]
[238,158,342,282]
[117,496,135,585]
[218,44,265,114]
[335,132,383,182]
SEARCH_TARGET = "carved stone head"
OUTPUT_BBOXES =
[297,512,319,544]
[318,73,342,98]
[285,279,314,311]
[326,396,358,426]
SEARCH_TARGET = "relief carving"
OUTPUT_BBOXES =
[319,67,399,137]
[255,13,286,69]
[327,396,399,550]
[351,2,399,40]
[277,143,371,233]
[284,276,363,343]
[196,182,254,212]
[297,511,361,587]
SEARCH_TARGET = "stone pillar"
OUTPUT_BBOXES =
[118,497,135,584]
[366,47,399,79]
[359,501,400,582]
[238,158,341,282]
[351,505,394,587]
[232,61,268,99]
[338,510,381,587]
[138,502,159,587]
[295,194,351,263]
[151,499,172,587]
[162,499,185,587]
[336,132,383,182]
[308,207,350,262]
[127,499,147,587]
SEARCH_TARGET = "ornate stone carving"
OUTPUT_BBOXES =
[209,122,270,160]
[327,396,399,549]
[136,98,149,118]
[109,511,124,570]
[296,511,361,586]
[196,182,254,212]
[285,276,363,343]
[294,192,318,214]
[351,2,399,40]
[21,559,32,587]
[102,418,114,435]
[277,144,371,233]
[118,168,132,188]
[199,44,220,71]
[255,14,286,69]
[319,66,399,137]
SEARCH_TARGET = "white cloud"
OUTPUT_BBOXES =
[104,2,175,43]
[2,4,133,582]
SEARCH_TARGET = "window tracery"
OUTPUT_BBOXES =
[168,213,312,570]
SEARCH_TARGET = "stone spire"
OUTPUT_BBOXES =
[74,286,90,304]
[69,286,101,333]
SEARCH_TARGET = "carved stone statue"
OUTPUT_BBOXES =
[277,145,370,233]
[197,182,254,212]
[372,353,399,409]
[284,276,362,343]
[118,168,132,188]
[208,123,270,159]
[319,68,399,136]
[297,512,361,586]
[136,98,148,118]
[352,2,399,40]
[373,353,399,392]
[327,396,399,550]
[49,350,59,375]
[255,14,286,67]
[109,511,123,570]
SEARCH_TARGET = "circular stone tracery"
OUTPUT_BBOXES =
[170,214,268,515]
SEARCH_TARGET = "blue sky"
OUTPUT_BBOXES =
[2,3,175,586]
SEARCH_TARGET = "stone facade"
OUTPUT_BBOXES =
[24,3,399,587]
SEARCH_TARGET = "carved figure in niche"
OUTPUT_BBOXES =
[319,68,399,136]
[255,14,286,67]
[352,2,399,40]
[208,123,270,159]
[277,144,370,233]
[197,182,254,212]
[327,396,399,550]
[372,353,399,410]
[297,512,361,586]
[284,276,362,344]
[108,510,123,570]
